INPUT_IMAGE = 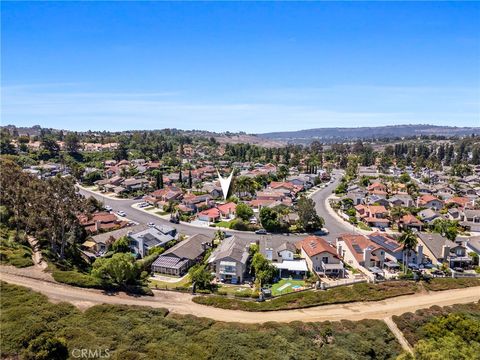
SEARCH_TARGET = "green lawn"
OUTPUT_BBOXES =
[215,221,231,228]
[357,222,372,231]
[155,211,168,216]
[149,275,191,290]
[216,285,254,298]
[270,279,306,296]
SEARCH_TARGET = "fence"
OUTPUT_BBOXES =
[451,272,480,278]
[323,278,367,289]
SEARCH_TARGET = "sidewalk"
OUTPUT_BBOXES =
[325,195,400,236]
[76,184,133,201]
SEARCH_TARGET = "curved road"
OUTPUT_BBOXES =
[1,270,479,323]
[77,170,346,243]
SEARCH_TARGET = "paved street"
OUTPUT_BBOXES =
[310,169,356,242]
[78,171,350,244]
[77,187,305,243]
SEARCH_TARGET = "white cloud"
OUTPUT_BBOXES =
[1,83,478,132]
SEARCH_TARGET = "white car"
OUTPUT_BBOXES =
[117,211,126,217]
[104,205,112,211]
[148,222,155,227]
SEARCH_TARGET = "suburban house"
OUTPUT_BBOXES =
[208,236,250,284]
[418,209,441,224]
[466,236,480,256]
[398,214,424,231]
[217,202,237,219]
[336,234,386,276]
[198,207,221,222]
[367,182,387,194]
[389,194,414,208]
[128,226,177,258]
[260,237,308,279]
[367,232,424,268]
[460,209,480,232]
[82,224,148,255]
[151,234,211,276]
[78,212,128,234]
[355,204,390,228]
[296,236,344,277]
[416,232,472,268]
[347,190,367,205]
[256,190,286,201]
[417,195,444,211]
[446,197,473,209]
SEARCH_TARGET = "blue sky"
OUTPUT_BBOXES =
[1,2,479,132]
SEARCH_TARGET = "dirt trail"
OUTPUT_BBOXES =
[384,316,413,354]
[26,236,48,270]
[1,268,479,324]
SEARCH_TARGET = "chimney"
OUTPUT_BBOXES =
[416,244,423,265]
[363,246,372,267]
[442,245,450,261]
[95,220,101,232]
[265,247,273,261]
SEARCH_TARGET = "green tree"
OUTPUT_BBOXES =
[276,165,289,181]
[296,196,324,232]
[433,219,458,241]
[24,333,68,360]
[92,253,139,287]
[83,171,102,185]
[399,172,411,184]
[40,135,60,159]
[111,236,131,253]
[64,132,80,153]
[259,207,281,232]
[0,130,16,155]
[391,206,406,223]
[398,230,418,273]
[251,252,278,287]
[189,264,214,290]
[236,203,254,221]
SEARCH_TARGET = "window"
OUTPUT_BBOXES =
[322,256,329,264]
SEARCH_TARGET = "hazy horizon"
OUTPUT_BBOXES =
[2,2,479,132]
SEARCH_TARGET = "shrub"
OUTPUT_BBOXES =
[193,281,418,311]
[423,278,480,291]
[51,269,103,289]
[0,282,403,360]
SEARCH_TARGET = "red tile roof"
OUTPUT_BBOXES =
[296,236,337,257]
[217,202,236,215]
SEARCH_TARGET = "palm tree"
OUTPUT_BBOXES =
[397,230,418,273]
[390,206,406,225]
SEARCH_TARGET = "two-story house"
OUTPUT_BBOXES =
[296,236,344,277]
[208,236,250,284]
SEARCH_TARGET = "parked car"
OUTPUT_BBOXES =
[408,263,419,270]
[255,229,268,235]
[431,269,444,276]
[314,228,329,236]
[117,211,126,217]
[104,205,112,211]
[148,222,155,227]
[453,267,464,273]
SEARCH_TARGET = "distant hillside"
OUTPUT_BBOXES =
[258,125,480,144]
